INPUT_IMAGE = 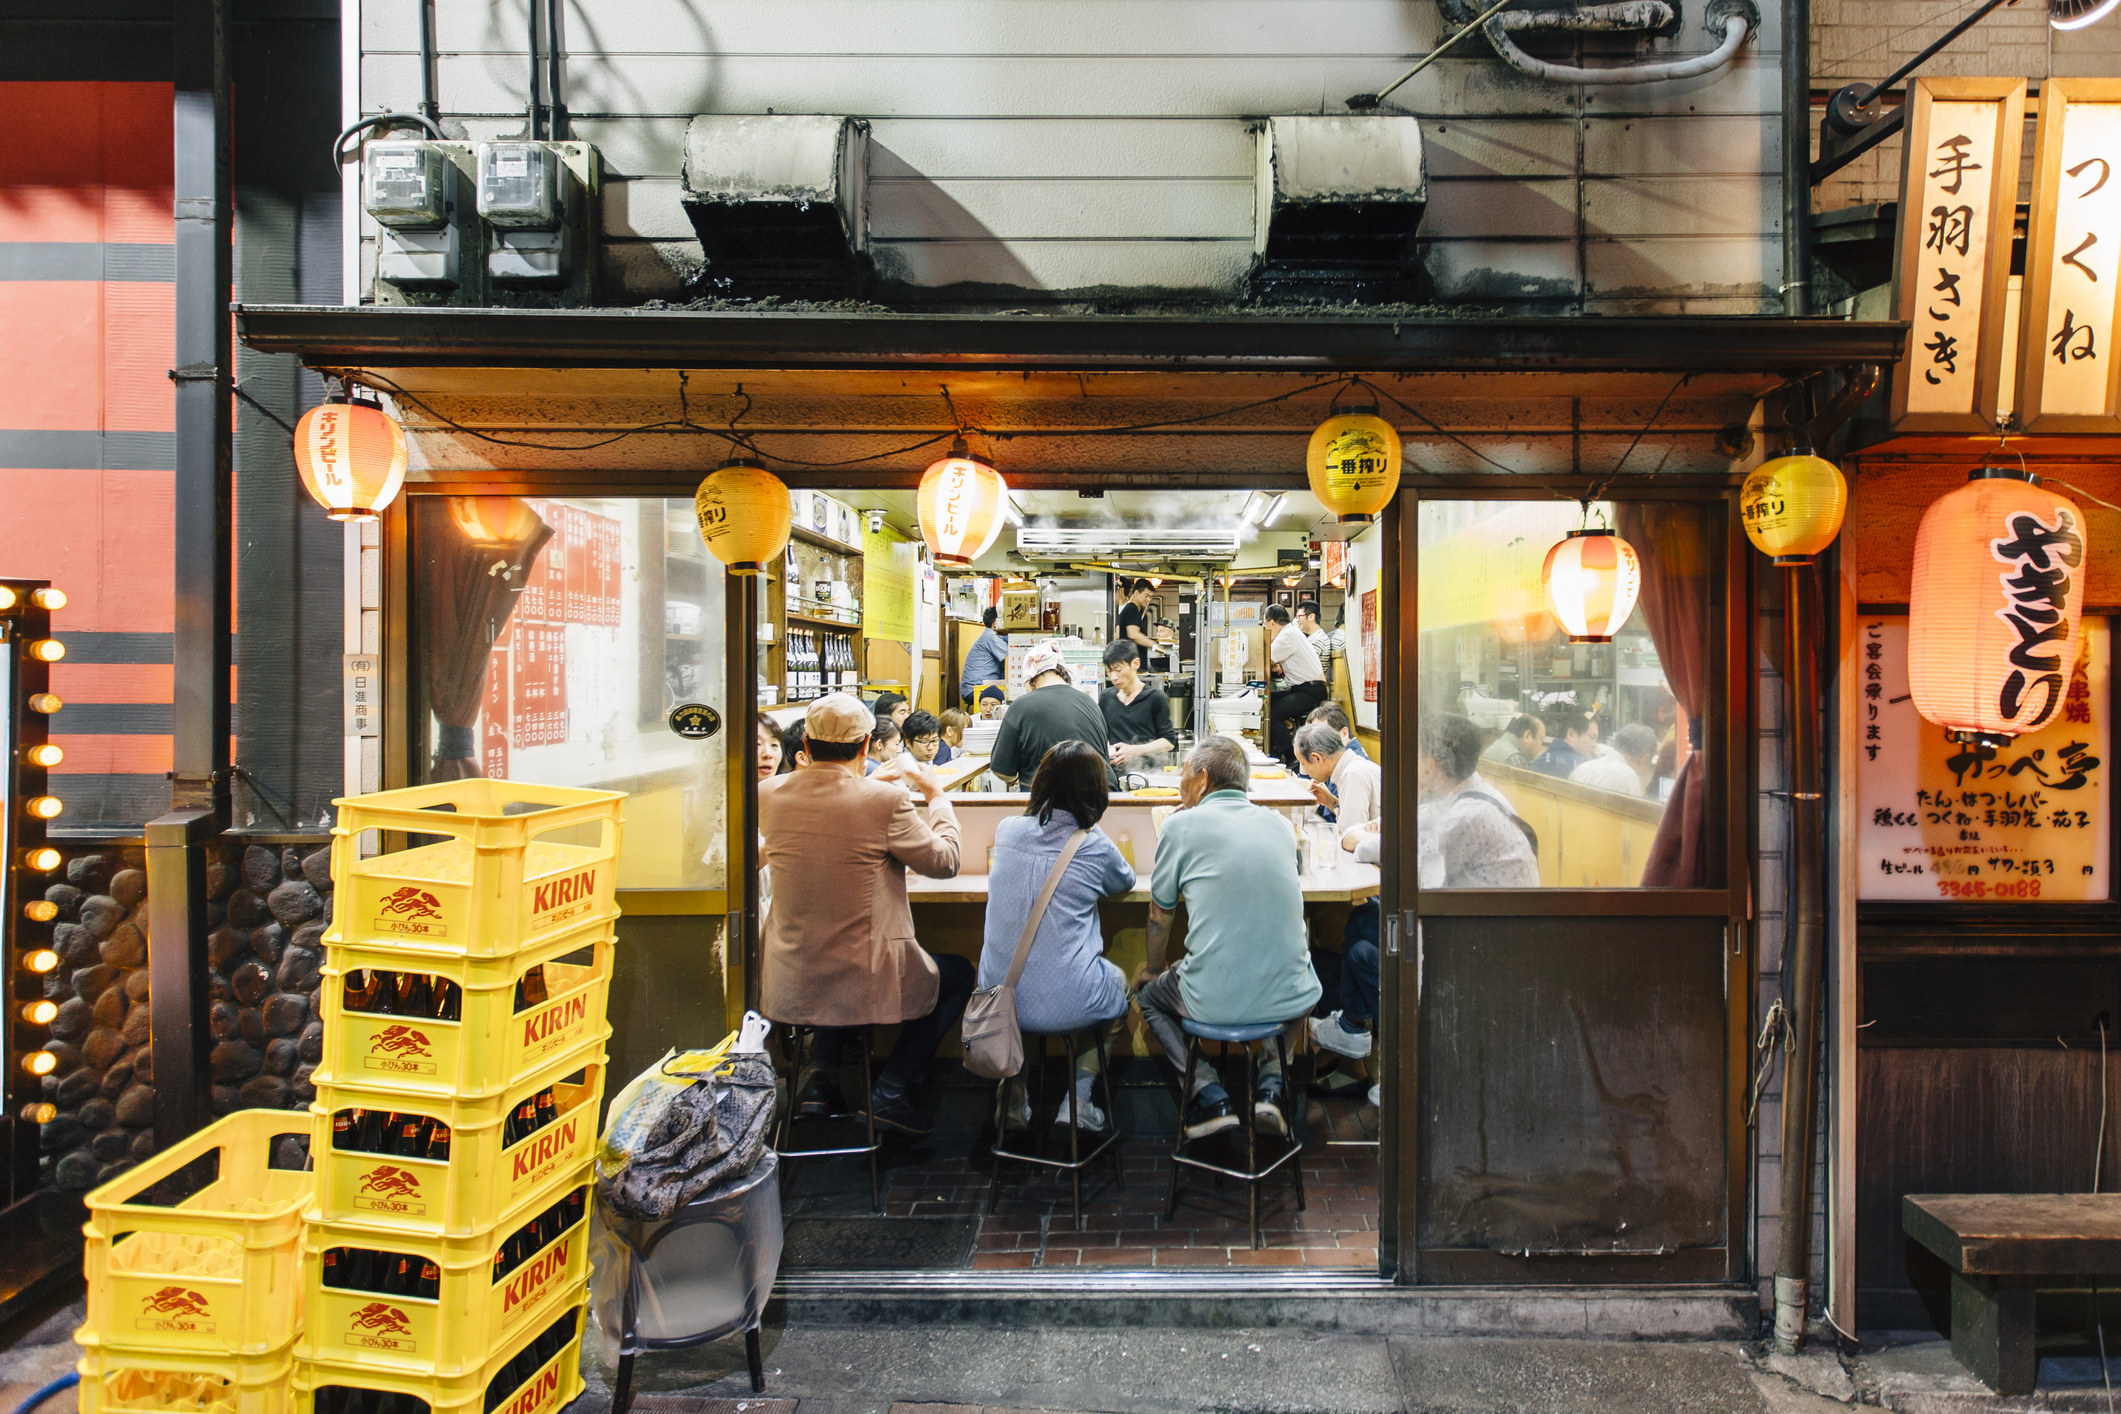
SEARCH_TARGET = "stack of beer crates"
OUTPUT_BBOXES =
[76,1110,316,1414]
[294,781,624,1414]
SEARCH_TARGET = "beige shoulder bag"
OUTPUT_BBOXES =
[961,829,1089,1080]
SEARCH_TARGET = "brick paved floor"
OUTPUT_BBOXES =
[782,1070,1382,1272]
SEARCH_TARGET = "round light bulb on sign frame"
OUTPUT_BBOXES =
[20,1001,55,1026]
[23,950,58,974]
[25,694,59,715]
[24,744,61,768]
[1541,528,1643,643]
[22,901,56,923]
[294,394,408,522]
[24,640,62,663]
[29,588,65,611]
[23,848,60,872]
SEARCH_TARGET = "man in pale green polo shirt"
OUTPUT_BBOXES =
[1135,735,1321,1140]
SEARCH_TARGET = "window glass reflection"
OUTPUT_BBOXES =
[1417,500,1718,888]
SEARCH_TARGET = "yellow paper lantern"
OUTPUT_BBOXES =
[447,497,548,548]
[1910,468,2089,745]
[1307,407,1402,524]
[694,459,793,575]
[294,397,408,521]
[1741,450,1848,566]
[1541,529,1642,643]
[918,443,1009,567]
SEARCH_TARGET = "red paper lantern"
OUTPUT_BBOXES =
[1541,529,1641,643]
[1909,468,2090,745]
[917,441,1008,567]
[294,395,407,521]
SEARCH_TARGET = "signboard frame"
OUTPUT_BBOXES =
[1888,77,2027,435]
[2017,77,2121,435]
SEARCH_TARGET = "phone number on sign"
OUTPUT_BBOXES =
[1935,878,2043,899]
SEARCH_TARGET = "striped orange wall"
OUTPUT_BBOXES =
[0,81,176,831]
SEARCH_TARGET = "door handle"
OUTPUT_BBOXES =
[1384,911,1401,957]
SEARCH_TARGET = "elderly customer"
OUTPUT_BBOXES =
[1293,721,1384,1064]
[1481,714,1545,771]
[991,642,1108,785]
[759,692,973,1137]
[980,741,1136,1133]
[1136,736,1321,1139]
[1416,712,1540,889]
[1570,721,1660,797]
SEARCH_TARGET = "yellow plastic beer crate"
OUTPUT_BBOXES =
[311,1043,605,1239]
[81,1109,313,1358]
[295,1293,587,1414]
[313,924,613,1101]
[78,1334,296,1414]
[296,1172,590,1377]
[329,780,623,959]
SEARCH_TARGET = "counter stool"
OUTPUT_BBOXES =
[1166,1016,1307,1249]
[770,1024,882,1214]
[987,1022,1125,1232]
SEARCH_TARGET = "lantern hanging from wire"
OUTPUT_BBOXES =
[294,392,408,521]
[693,459,793,575]
[1909,467,2090,747]
[1541,528,1642,643]
[917,440,1009,567]
[1741,448,1848,566]
[448,497,548,548]
[1307,402,1402,524]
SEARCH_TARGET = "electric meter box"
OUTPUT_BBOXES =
[477,142,562,228]
[364,141,451,228]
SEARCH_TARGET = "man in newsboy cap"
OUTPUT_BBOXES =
[758,693,972,1136]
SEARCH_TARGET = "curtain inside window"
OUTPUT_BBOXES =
[414,500,554,780]
[1614,502,1714,887]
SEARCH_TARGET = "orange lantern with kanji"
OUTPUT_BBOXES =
[1541,529,1641,642]
[917,441,1009,566]
[1909,468,2090,745]
[294,395,407,521]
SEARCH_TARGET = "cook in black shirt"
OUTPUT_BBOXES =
[1115,578,1157,655]
[1100,640,1176,767]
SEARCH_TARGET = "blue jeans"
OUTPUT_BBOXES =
[1340,900,1380,1028]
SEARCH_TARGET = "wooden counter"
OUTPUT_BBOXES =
[907,865,1378,905]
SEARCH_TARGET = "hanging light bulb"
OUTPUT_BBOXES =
[693,459,793,575]
[294,392,408,521]
[1741,448,1848,566]
[1541,528,1643,643]
[1909,468,2090,746]
[1307,402,1402,524]
[917,440,1009,567]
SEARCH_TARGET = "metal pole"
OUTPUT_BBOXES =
[1775,563,1828,1351]
[1782,0,1811,315]
[146,811,216,1148]
[725,572,761,1026]
[171,0,233,823]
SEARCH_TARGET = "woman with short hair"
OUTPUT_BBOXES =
[978,740,1136,1131]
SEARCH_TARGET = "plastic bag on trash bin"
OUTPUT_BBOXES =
[595,1012,777,1223]
[591,1150,783,1355]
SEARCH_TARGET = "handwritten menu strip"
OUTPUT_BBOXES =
[2019,79,2121,434]
[1891,79,2026,433]
[1857,616,2110,902]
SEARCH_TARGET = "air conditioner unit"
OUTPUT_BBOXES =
[1012,528,1244,562]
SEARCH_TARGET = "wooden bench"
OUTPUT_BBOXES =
[1902,1193,2121,1394]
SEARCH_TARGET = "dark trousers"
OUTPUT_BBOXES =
[1339,900,1380,1027]
[816,951,977,1092]
[1269,680,1328,764]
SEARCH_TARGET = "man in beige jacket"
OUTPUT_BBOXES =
[759,693,972,1136]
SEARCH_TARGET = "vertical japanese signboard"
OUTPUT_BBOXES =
[1857,615,2110,902]
[2018,78,2121,434]
[862,524,919,643]
[1890,78,2026,433]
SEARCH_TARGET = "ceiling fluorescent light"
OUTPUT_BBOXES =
[1260,493,1289,529]
[1240,492,1265,526]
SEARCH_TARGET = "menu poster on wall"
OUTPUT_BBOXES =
[1361,589,1380,705]
[863,524,919,643]
[1856,616,2110,901]
[477,500,622,775]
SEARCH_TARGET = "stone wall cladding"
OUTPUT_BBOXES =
[39,836,333,1193]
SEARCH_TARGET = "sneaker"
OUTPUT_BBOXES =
[1053,1091,1108,1133]
[1310,1011,1374,1060]
[1253,1075,1288,1138]
[795,1074,844,1120]
[1183,1086,1239,1138]
[861,1088,934,1138]
[1366,1083,1381,1109]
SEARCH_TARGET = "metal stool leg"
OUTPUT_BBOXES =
[1064,1029,1083,1232]
[746,1326,765,1393]
[986,1073,1007,1214]
[775,1028,808,1203]
[1166,1033,1197,1221]
[1285,1031,1307,1214]
[1095,1021,1124,1191]
[1244,1039,1261,1249]
[611,1351,636,1414]
[858,1030,880,1215]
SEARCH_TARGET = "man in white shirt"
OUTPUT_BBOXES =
[1296,600,1330,683]
[1264,604,1327,767]
[1295,722,1384,1063]
[1569,722,1660,797]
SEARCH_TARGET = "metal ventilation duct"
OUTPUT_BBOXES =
[1013,528,1244,562]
